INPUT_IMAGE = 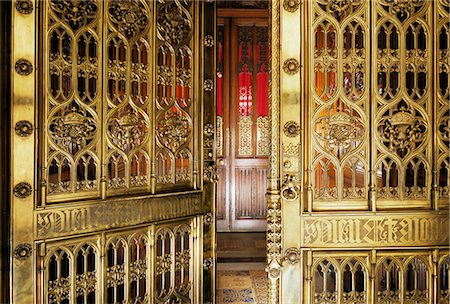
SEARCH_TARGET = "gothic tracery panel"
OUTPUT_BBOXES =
[45,0,102,200]
[42,221,195,304]
[156,0,194,186]
[106,0,151,193]
[375,0,432,202]
[43,0,201,202]
[311,1,369,204]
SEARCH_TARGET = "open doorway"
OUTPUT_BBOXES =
[215,1,269,302]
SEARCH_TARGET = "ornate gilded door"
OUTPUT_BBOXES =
[10,1,216,303]
[266,0,450,303]
[216,14,269,232]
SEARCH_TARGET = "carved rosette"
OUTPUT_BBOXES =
[15,59,33,76]
[108,0,149,39]
[203,79,214,92]
[283,247,300,265]
[283,0,300,12]
[14,243,32,260]
[204,35,214,47]
[13,182,32,198]
[157,1,192,47]
[15,120,34,137]
[15,0,33,14]
[283,58,300,75]
[284,121,300,138]
[203,257,214,270]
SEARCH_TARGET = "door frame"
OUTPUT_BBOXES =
[0,1,11,302]
[8,1,216,303]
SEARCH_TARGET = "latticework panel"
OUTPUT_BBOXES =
[42,0,200,203]
[310,0,370,204]
[312,255,369,304]
[44,0,102,200]
[307,251,446,304]
[155,0,194,186]
[105,0,152,193]
[375,0,433,202]
[42,221,195,304]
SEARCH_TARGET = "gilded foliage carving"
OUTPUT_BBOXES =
[108,111,146,152]
[49,107,97,154]
[379,0,426,20]
[108,0,149,39]
[49,0,98,30]
[157,0,192,47]
[157,110,191,153]
[316,0,364,22]
[378,106,426,158]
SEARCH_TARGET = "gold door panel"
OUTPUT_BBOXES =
[269,0,450,302]
[10,0,216,303]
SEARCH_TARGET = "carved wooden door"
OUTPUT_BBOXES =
[216,16,269,232]
[9,1,217,303]
[266,0,450,303]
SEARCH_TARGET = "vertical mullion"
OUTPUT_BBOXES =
[369,0,377,211]
[432,0,439,210]
[101,0,107,199]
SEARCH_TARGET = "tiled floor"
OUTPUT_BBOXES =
[216,233,268,303]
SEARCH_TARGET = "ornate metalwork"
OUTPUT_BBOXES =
[284,121,300,137]
[15,59,32,75]
[204,212,213,225]
[203,257,214,270]
[14,243,32,260]
[281,174,300,201]
[15,120,33,137]
[283,58,300,75]
[15,0,33,14]
[284,247,300,265]
[379,0,426,20]
[13,182,32,198]
[257,116,270,155]
[204,35,214,47]
[238,116,253,156]
[203,164,218,184]
[216,116,223,156]
[283,0,300,12]
[203,79,214,92]
[49,0,98,30]
[157,0,192,47]
[108,0,148,39]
